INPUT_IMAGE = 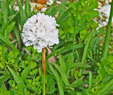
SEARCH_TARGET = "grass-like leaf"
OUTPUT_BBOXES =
[58,0,66,19]
[47,44,83,59]
[7,65,25,95]
[0,35,17,51]
[53,63,70,86]
[49,64,64,95]
[17,0,27,26]
[102,1,113,58]
[14,27,21,49]
[1,0,8,24]
[95,79,113,95]
[25,0,31,17]
[46,0,57,15]
[21,66,30,82]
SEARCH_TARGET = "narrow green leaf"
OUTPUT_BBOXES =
[58,0,66,18]
[53,63,70,86]
[1,0,8,23]
[66,53,74,71]
[7,65,23,84]
[7,66,25,95]
[1,13,17,35]
[71,77,84,88]
[96,79,113,95]
[0,35,17,51]
[7,22,16,33]
[75,62,91,68]
[25,0,31,17]
[21,66,30,82]
[47,44,83,59]
[59,55,66,73]
[0,75,10,86]
[46,0,57,15]
[49,64,64,95]
[73,0,80,54]
[14,27,21,49]
[89,71,93,89]
[102,1,113,58]
[82,32,93,64]
[57,8,72,24]
[5,22,16,37]
[17,0,27,26]
[50,6,59,17]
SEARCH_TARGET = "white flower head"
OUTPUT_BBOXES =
[47,0,62,5]
[47,0,53,5]
[96,4,113,30]
[21,13,59,53]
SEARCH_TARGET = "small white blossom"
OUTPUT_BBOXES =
[41,7,48,12]
[14,6,24,11]
[21,13,59,53]
[47,0,62,5]
[47,0,54,5]
[96,4,113,30]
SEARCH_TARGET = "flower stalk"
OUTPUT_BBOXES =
[42,48,46,95]
[42,48,46,76]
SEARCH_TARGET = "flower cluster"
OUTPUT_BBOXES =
[21,13,59,52]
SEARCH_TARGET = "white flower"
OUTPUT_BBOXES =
[41,7,48,12]
[96,4,113,30]
[14,6,25,11]
[47,0,54,5]
[47,0,62,5]
[21,13,59,53]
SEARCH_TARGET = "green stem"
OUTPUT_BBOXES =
[43,75,45,95]
[102,1,113,58]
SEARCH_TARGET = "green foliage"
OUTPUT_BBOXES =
[0,0,113,95]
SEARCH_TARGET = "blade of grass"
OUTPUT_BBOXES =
[50,6,59,17]
[7,65,24,95]
[57,8,72,24]
[53,63,70,86]
[14,27,21,49]
[25,0,31,17]
[48,64,64,95]
[0,75,10,86]
[7,65,23,84]
[80,32,94,75]
[58,0,66,19]
[21,66,30,82]
[82,32,93,64]
[1,0,8,24]
[102,1,113,58]
[96,79,113,95]
[46,0,57,15]
[47,44,83,59]
[0,34,17,51]
[1,13,17,35]
[17,0,27,26]
[71,77,84,88]
[88,71,93,89]
[59,55,66,73]
[73,1,80,54]
[5,22,16,39]
[75,62,91,68]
